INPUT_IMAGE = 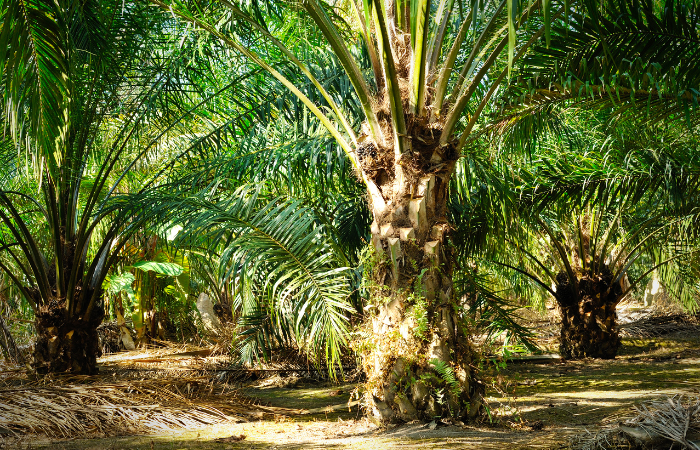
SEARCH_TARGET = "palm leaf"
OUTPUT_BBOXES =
[173,187,353,373]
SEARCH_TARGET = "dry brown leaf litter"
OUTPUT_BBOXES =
[0,377,298,439]
[571,395,700,450]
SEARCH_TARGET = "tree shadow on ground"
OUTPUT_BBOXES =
[12,423,577,450]
[6,335,700,450]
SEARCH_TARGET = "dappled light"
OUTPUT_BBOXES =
[1,0,699,448]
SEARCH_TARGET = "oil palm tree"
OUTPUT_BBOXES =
[150,0,700,420]
[481,0,700,358]
[0,0,224,373]
[147,0,577,421]
[494,112,700,359]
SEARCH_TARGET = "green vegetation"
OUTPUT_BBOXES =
[0,0,699,430]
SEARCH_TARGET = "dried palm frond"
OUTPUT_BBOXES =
[0,378,298,438]
[623,396,700,449]
[620,313,700,338]
[570,395,700,450]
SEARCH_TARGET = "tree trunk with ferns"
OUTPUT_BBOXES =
[156,0,562,422]
[358,117,484,421]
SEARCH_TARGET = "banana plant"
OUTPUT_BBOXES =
[105,257,190,350]
[108,233,188,345]
[131,260,186,343]
[103,272,138,350]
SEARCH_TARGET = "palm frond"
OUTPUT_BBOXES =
[507,0,700,127]
[172,187,353,373]
[0,0,72,176]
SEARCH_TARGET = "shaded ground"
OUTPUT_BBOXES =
[2,311,700,449]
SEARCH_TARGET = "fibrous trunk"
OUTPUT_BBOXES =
[32,291,104,375]
[0,313,25,364]
[356,120,483,422]
[555,269,622,359]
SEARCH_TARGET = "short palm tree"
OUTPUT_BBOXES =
[496,112,700,359]
[487,0,700,358]
[0,0,208,373]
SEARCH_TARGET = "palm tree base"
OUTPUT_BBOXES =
[559,322,620,359]
[32,301,104,375]
[359,285,485,422]
[556,271,621,359]
[357,169,484,422]
[363,328,484,422]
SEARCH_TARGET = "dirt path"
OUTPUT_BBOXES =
[3,332,699,450]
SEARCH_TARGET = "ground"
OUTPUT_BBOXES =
[2,307,699,449]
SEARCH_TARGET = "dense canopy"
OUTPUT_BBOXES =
[0,0,699,425]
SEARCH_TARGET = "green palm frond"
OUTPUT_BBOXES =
[331,194,371,261]
[658,256,700,311]
[455,267,539,353]
[0,0,72,176]
[479,107,700,219]
[173,187,353,373]
[505,0,700,127]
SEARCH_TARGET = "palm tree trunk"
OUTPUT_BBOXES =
[358,137,483,422]
[0,314,24,364]
[32,293,104,374]
[555,270,621,359]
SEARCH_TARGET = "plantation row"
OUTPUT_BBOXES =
[0,0,698,423]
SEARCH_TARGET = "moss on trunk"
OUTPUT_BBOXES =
[355,124,483,422]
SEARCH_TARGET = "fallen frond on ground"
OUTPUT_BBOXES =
[98,346,360,383]
[571,395,700,450]
[620,313,700,338]
[0,377,299,439]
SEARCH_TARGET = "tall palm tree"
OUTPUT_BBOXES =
[155,0,700,420]
[0,0,212,373]
[150,0,571,421]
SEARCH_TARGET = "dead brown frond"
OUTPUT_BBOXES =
[624,396,700,449]
[570,395,700,450]
[208,323,236,356]
[0,377,299,439]
[620,313,700,338]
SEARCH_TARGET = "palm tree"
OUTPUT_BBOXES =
[0,0,215,373]
[149,0,574,421]
[493,112,700,359]
[152,0,699,420]
[484,0,700,358]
